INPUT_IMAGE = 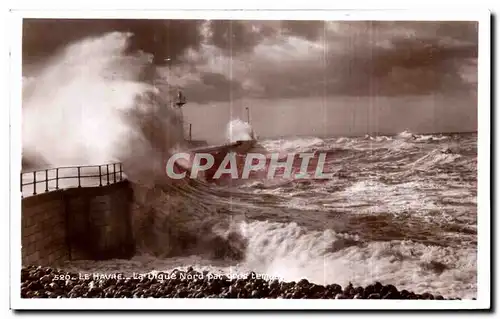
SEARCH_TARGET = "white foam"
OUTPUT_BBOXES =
[238,220,476,299]
[261,137,325,152]
[226,119,255,143]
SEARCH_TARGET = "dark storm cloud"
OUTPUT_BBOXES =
[321,27,478,96]
[223,21,477,100]
[206,20,326,53]
[22,19,203,66]
[350,21,477,94]
[208,20,272,53]
[184,72,245,102]
[336,22,477,96]
[280,20,327,41]
[168,20,478,102]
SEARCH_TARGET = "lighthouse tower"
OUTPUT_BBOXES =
[175,90,186,108]
[173,90,191,141]
[173,89,208,147]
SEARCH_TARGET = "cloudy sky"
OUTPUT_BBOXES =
[23,19,478,140]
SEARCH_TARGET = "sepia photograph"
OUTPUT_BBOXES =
[11,9,490,310]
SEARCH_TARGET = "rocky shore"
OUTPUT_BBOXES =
[21,265,462,299]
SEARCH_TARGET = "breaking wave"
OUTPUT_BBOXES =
[22,32,185,183]
[226,119,256,143]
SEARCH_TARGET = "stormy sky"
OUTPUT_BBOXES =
[22,19,478,139]
[22,19,477,101]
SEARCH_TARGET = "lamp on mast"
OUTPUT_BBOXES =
[176,91,186,108]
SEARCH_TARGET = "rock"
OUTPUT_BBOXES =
[327,284,342,294]
[177,288,188,298]
[297,279,309,287]
[244,282,254,291]
[48,282,59,291]
[87,286,102,297]
[363,284,375,297]
[344,282,354,292]
[247,272,256,280]
[292,291,302,299]
[309,284,325,297]
[228,285,239,298]
[383,291,401,299]
[237,291,247,298]
[46,291,57,298]
[422,292,434,300]
[235,279,246,288]
[355,286,364,295]
[269,279,280,290]
[269,288,280,298]
[381,285,400,299]
[27,281,43,291]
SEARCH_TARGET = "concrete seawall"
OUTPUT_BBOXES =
[21,181,136,266]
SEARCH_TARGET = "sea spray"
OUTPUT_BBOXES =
[21,32,250,259]
[22,32,184,178]
[226,119,256,143]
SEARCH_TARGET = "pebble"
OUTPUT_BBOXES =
[20,265,462,299]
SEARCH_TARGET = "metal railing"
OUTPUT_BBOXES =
[20,163,124,197]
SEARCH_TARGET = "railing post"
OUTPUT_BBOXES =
[77,167,81,188]
[20,173,23,198]
[56,168,59,190]
[120,163,123,181]
[33,172,36,195]
[45,169,49,192]
[113,163,116,183]
[99,165,102,186]
[189,123,192,141]
[106,165,110,185]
